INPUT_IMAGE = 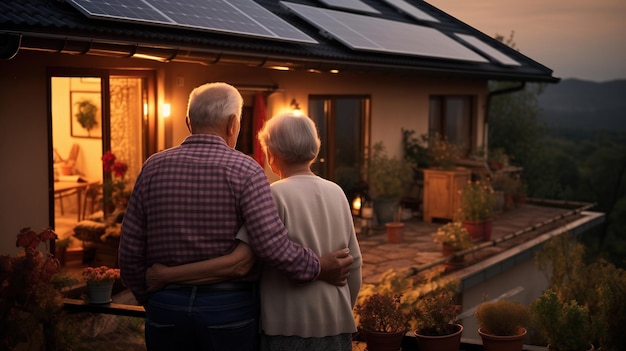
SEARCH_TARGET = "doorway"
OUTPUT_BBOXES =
[49,70,156,257]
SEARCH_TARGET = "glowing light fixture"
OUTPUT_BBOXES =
[161,103,171,118]
[290,99,302,116]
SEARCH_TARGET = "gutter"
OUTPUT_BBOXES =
[481,80,526,150]
[2,30,560,82]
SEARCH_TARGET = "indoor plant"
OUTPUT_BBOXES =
[101,150,130,215]
[414,282,463,351]
[476,299,531,351]
[459,180,495,240]
[529,289,593,351]
[433,221,473,262]
[366,141,415,225]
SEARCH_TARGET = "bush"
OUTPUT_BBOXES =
[476,300,530,336]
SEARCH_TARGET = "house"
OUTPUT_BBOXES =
[0,0,559,253]
[1,0,607,346]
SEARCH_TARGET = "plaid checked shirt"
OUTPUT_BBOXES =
[118,134,320,304]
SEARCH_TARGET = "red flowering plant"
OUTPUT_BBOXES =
[0,227,77,349]
[82,266,120,285]
[101,150,130,212]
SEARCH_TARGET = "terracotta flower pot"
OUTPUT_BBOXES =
[415,323,463,351]
[462,218,493,241]
[365,330,405,351]
[385,222,404,243]
[478,327,526,351]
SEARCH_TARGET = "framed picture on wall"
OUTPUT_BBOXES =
[70,91,102,138]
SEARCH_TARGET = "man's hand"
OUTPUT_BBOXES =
[317,248,353,286]
[145,263,168,292]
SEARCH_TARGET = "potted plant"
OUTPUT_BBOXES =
[366,141,415,226]
[529,289,593,351]
[489,172,517,211]
[414,282,463,351]
[428,133,461,170]
[487,148,509,171]
[433,221,473,264]
[459,180,495,241]
[354,270,420,351]
[476,299,531,351]
[54,236,72,267]
[1,227,77,350]
[384,207,405,244]
[354,293,416,351]
[82,265,120,304]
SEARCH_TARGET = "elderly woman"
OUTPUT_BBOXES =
[146,112,362,351]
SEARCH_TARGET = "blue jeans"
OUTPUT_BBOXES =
[145,283,260,351]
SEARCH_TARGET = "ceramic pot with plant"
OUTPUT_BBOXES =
[530,289,594,351]
[414,282,463,351]
[366,141,415,225]
[82,265,120,304]
[459,180,495,241]
[476,299,531,351]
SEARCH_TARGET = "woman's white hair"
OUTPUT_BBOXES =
[186,82,243,129]
[258,112,321,165]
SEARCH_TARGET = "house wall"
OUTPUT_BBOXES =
[0,49,487,255]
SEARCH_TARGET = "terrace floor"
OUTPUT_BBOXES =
[356,199,598,285]
[56,199,602,350]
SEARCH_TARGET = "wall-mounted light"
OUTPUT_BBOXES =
[161,103,171,118]
[290,99,302,116]
[352,195,362,216]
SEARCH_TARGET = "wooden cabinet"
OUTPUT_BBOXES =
[422,167,471,222]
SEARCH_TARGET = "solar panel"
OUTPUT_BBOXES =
[317,0,381,14]
[66,0,173,24]
[66,0,317,44]
[454,33,521,66]
[382,0,440,23]
[282,2,488,63]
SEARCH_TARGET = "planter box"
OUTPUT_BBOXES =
[422,167,471,222]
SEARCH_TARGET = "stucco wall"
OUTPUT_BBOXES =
[0,49,487,255]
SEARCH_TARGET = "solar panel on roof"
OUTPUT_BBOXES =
[382,0,440,23]
[66,0,317,44]
[454,33,521,66]
[282,2,488,63]
[67,0,173,23]
[317,0,381,14]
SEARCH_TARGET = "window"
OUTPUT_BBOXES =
[429,95,475,156]
[308,95,370,197]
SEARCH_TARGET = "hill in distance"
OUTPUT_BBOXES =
[537,78,626,131]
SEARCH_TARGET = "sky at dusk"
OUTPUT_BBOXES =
[426,0,626,82]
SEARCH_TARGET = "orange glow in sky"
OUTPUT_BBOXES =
[427,0,626,82]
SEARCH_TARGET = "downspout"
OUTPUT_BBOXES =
[483,81,526,149]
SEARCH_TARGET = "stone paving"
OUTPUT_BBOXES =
[354,202,590,286]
